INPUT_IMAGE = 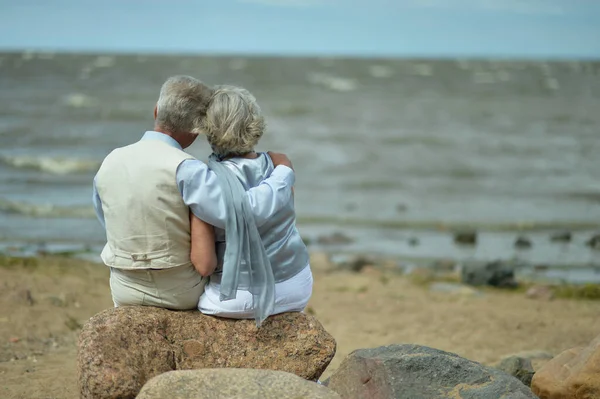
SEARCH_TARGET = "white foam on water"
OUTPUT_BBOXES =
[0,155,100,175]
[496,70,511,82]
[37,52,55,60]
[473,71,496,84]
[412,63,433,76]
[544,77,560,90]
[0,197,95,218]
[92,55,116,68]
[307,72,357,92]
[63,93,96,108]
[369,64,394,78]
[21,50,35,61]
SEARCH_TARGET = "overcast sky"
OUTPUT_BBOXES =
[1,0,599,58]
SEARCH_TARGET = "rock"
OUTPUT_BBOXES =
[327,344,537,399]
[330,254,376,272]
[497,350,554,372]
[78,307,335,399]
[461,260,518,288]
[408,237,419,246]
[454,230,477,245]
[429,282,482,297]
[515,236,533,249]
[317,232,354,245]
[136,369,341,399]
[550,231,572,243]
[493,356,535,387]
[526,285,555,301]
[531,334,600,399]
[431,259,456,272]
[586,233,600,250]
[345,255,374,272]
[396,203,408,212]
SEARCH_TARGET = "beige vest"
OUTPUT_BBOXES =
[95,139,194,270]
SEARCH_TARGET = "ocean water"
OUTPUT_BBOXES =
[1,52,599,281]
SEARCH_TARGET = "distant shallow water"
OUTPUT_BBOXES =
[0,52,599,281]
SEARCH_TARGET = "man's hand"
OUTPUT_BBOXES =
[267,151,293,170]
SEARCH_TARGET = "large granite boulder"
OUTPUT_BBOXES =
[531,334,600,399]
[78,306,336,399]
[136,369,341,399]
[327,344,538,399]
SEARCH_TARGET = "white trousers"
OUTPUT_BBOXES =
[198,264,313,318]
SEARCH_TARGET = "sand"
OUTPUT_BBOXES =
[1,254,600,399]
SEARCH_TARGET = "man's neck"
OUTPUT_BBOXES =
[153,127,186,148]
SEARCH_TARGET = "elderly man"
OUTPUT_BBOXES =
[92,75,294,310]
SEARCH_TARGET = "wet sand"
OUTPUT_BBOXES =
[1,254,600,399]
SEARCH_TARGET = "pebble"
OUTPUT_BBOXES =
[514,236,532,249]
[454,231,477,245]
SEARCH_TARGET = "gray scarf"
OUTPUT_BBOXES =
[207,153,275,327]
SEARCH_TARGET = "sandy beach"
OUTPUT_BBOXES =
[1,253,599,399]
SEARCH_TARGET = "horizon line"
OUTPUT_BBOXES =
[1,47,599,62]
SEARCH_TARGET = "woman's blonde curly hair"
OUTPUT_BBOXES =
[201,85,265,157]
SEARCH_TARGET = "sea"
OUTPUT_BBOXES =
[0,52,599,283]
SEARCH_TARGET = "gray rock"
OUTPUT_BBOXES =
[136,369,341,399]
[493,356,535,387]
[454,231,477,246]
[550,231,571,242]
[586,233,600,250]
[514,236,532,249]
[327,344,538,399]
[461,260,518,288]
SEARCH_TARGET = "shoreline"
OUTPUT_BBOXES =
[2,253,600,398]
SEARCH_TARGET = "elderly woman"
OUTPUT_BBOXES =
[189,85,312,326]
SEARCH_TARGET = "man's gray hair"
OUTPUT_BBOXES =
[156,75,214,134]
[202,85,265,157]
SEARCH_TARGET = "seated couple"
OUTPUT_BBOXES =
[92,76,311,326]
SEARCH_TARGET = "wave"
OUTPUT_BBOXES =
[0,155,100,175]
[307,72,358,92]
[368,65,394,78]
[63,93,97,108]
[0,197,95,218]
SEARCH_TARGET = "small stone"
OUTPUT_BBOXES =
[514,236,532,249]
[454,230,477,245]
[396,203,408,212]
[317,232,354,245]
[493,356,535,387]
[9,337,19,343]
[461,260,517,288]
[586,233,600,250]
[550,231,572,242]
[407,237,419,246]
[431,259,456,272]
[526,285,555,301]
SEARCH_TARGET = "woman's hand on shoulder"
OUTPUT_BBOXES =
[267,151,294,171]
